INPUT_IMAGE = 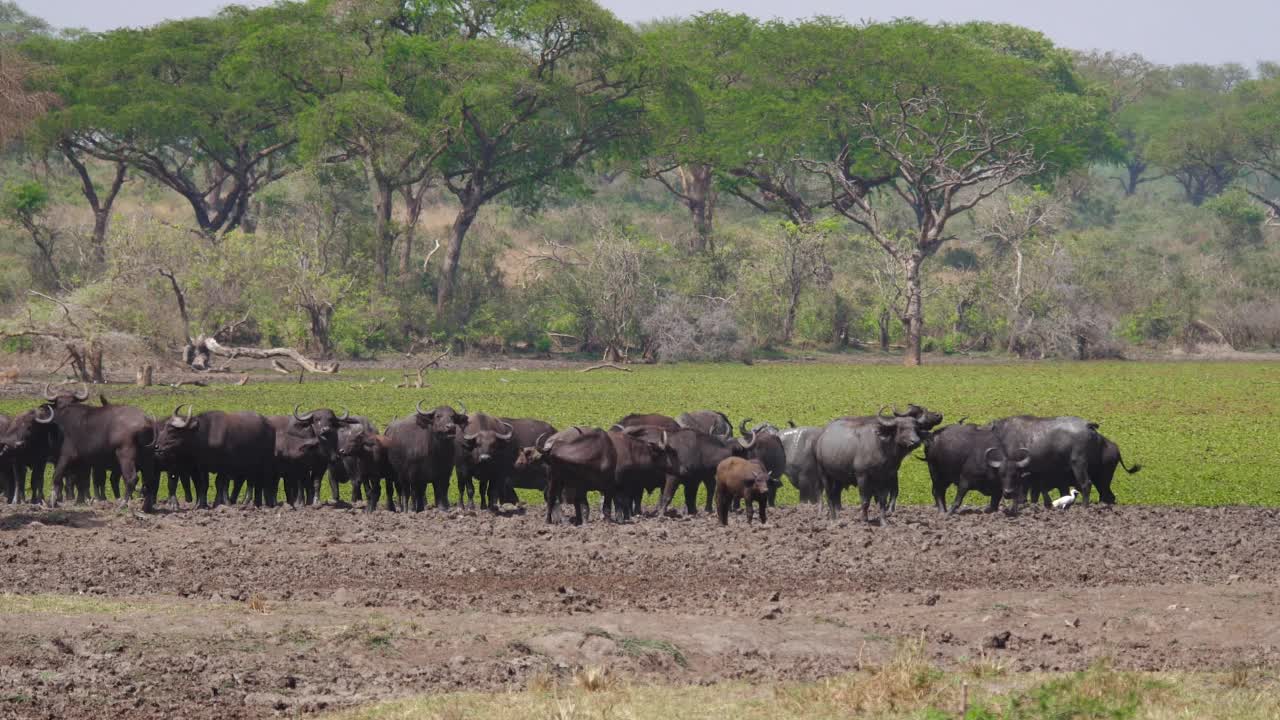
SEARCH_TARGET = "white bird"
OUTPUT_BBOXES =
[1052,488,1080,510]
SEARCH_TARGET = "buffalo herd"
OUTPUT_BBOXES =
[0,385,1141,525]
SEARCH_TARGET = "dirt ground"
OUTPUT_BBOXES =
[1,502,1278,719]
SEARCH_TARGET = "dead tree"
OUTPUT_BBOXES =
[801,87,1043,366]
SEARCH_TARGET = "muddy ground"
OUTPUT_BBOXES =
[1,503,1278,719]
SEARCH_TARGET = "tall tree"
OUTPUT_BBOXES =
[28,4,311,238]
[791,21,1102,365]
[290,0,448,289]
[410,0,652,315]
[1074,51,1170,195]
[1234,76,1280,220]
[638,12,757,251]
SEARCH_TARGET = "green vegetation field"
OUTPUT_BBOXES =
[4,361,1278,507]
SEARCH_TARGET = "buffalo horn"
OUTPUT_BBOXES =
[463,431,479,441]
[415,400,430,417]
[495,421,514,441]
[34,405,54,424]
[659,430,668,450]
[535,432,549,450]
[739,418,753,436]
[984,447,1004,468]
[610,424,625,432]
[738,430,758,450]
[337,406,350,421]
[787,420,796,428]
[170,404,194,429]
[42,383,57,401]
[1015,447,1032,468]
[893,405,908,417]
[293,404,314,422]
[876,406,896,427]
[455,400,467,415]
[74,383,89,401]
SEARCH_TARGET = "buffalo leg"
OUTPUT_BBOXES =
[166,471,181,509]
[715,488,729,526]
[194,471,210,510]
[458,469,475,510]
[683,480,698,515]
[545,472,562,524]
[327,469,341,506]
[116,448,140,507]
[757,496,767,525]
[110,470,121,501]
[1070,458,1093,506]
[823,476,843,520]
[933,484,948,513]
[92,467,107,502]
[702,477,714,514]
[948,488,969,515]
[655,474,680,516]
[985,493,1001,513]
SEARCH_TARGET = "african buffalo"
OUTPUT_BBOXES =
[814,408,927,524]
[715,457,770,526]
[737,419,785,506]
[622,426,751,516]
[285,406,363,505]
[152,406,275,508]
[385,401,468,512]
[616,413,682,433]
[336,416,377,505]
[30,398,158,511]
[535,426,673,524]
[676,410,733,440]
[1027,432,1141,506]
[456,414,556,511]
[920,422,1029,514]
[337,429,397,512]
[987,415,1102,508]
[0,409,59,505]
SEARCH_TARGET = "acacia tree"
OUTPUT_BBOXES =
[978,188,1064,353]
[411,0,652,316]
[1074,51,1170,195]
[1234,76,1280,221]
[802,88,1044,365]
[639,12,757,251]
[29,4,309,238]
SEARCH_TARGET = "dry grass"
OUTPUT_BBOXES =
[324,647,1280,720]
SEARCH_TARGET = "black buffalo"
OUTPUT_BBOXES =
[0,409,60,505]
[623,426,752,516]
[263,414,329,506]
[987,415,1102,508]
[814,408,927,524]
[616,413,682,433]
[285,406,363,505]
[920,421,1029,514]
[385,401,468,512]
[337,429,397,512]
[29,398,158,511]
[151,406,276,508]
[1027,431,1141,506]
[676,410,733,440]
[737,419,785,506]
[533,426,674,524]
[336,416,377,505]
[456,414,556,511]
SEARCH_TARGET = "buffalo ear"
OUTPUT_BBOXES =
[187,418,199,431]
[876,422,897,438]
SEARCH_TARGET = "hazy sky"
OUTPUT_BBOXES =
[30,0,1279,67]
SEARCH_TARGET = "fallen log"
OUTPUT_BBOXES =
[580,363,631,373]
[188,336,338,374]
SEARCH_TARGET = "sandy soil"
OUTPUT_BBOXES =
[1,503,1278,718]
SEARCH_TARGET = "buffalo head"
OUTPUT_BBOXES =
[986,446,1032,506]
[152,405,198,459]
[414,400,468,438]
[462,419,515,464]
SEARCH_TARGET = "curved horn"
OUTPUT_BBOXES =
[535,432,549,450]
[495,421,514,441]
[738,430,758,450]
[293,404,314,422]
[337,406,350,421]
[169,404,192,429]
[787,420,796,428]
[73,383,89,401]
[876,406,896,427]
[415,400,430,417]
[463,431,480,441]
[660,430,668,450]
[43,383,58,401]
[984,447,1004,468]
[455,400,467,415]
[893,405,908,417]
[34,405,54,424]
[739,418,752,436]
[610,424,625,432]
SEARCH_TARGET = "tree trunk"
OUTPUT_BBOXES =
[61,145,126,265]
[878,308,891,352]
[679,164,716,252]
[1123,160,1144,196]
[370,172,395,292]
[437,200,479,315]
[1007,246,1024,355]
[902,253,924,367]
[782,284,800,343]
[398,184,427,280]
[303,303,334,357]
